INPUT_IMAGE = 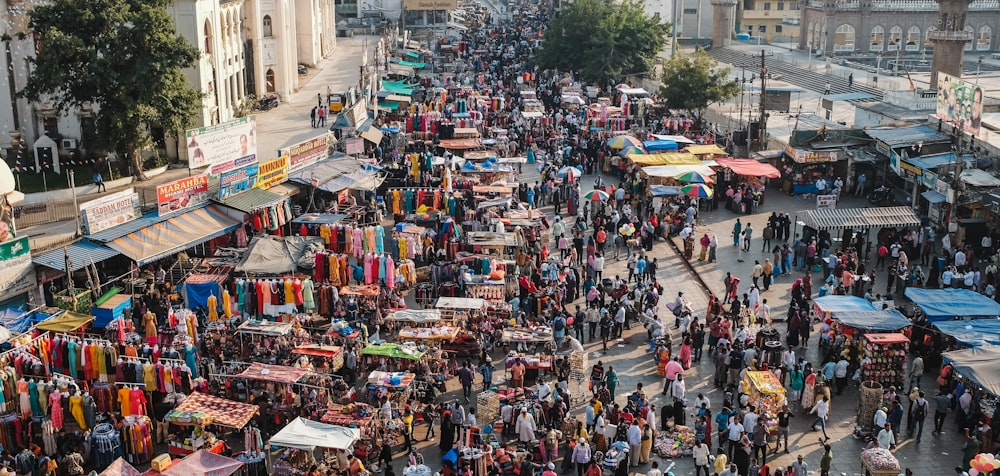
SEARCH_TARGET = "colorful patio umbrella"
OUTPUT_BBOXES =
[583,190,610,201]
[681,183,714,198]
[556,166,583,179]
[606,135,642,150]
[674,170,713,184]
[618,146,645,158]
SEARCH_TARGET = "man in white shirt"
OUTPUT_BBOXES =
[694,393,711,412]
[834,358,850,395]
[874,406,888,428]
[672,375,686,403]
[536,380,552,402]
[910,356,924,389]
[955,249,967,268]
[743,406,759,435]
[692,441,711,475]
[810,395,831,441]
[743,347,757,368]
[877,423,895,449]
[719,464,739,476]
[627,420,642,466]
[727,416,744,459]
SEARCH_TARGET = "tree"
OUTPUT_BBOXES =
[534,0,670,87]
[21,0,202,180]
[658,50,740,121]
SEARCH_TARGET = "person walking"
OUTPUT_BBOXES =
[809,395,830,441]
[848,73,854,89]
[761,224,774,252]
[692,440,711,476]
[742,223,754,252]
[790,455,808,476]
[93,172,106,192]
[571,438,591,476]
[457,362,474,403]
[933,389,952,435]
[310,106,317,128]
[824,82,831,95]
[820,445,833,476]
[910,391,929,442]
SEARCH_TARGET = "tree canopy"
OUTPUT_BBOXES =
[534,0,670,87]
[658,50,740,119]
[22,0,202,180]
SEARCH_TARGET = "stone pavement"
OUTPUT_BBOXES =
[390,169,963,476]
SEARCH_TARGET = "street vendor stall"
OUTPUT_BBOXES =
[742,371,786,451]
[269,416,361,475]
[812,296,877,321]
[160,450,244,476]
[387,309,442,326]
[398,325,461,341]
[861,333,909,389]
[904,288,1000,321]
[941,346,1000,424]
[860,447,900,476]
[165,392,259,457]
[826,310,911,364]
[361,343,426,373]
[435,297,487,321]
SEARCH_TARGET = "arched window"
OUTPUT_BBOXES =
[888,26,902,51]
[978,25,991,50]
[965,25,975,50]
[834,24,855,52]
[906,26,920,51]
[925,26,936,49]
[870,25,884,51]
[263,15,273,37]
[204,19,212,54]
[265,68,276,93]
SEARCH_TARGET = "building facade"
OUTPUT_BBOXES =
[738,0,801,43]
[799,0,1000,56]
[642,0,716,43]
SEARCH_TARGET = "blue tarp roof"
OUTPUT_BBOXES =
[32,240,120,272]
[934,319,1000,347]
[942,346,1000,395]
[921,190,947,204]
[813,295,877,314]
[904,288,1000,320]
[906,153,974,172]
[643,140,678,151]
[0,308,57,334]
[830,309,911,331]
[649,185,681,197]
[864,125,952,148]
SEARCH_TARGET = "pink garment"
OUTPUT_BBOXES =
[353,229,364,259]
[363,254,373,284]
[679,344,692,370]
[385,256,396,290]
[49,391,63,429]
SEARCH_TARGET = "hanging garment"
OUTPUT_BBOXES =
[70,394,87,429]
[207,294,219,322]
[222,289,233,318]
[303,279,315,311]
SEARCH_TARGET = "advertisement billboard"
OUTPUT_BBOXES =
[185,116,257,169]
[256,156,290,190]
[284,134,333,173]
[209,154,258,178]
[219,164,259,200]
[0,237,35,301]
[156,175,210,216]
[404,0,458,9]
[936,73,983,136]
[80,188,141,235]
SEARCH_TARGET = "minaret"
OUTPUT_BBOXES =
[928,0,975,88]
[710,0,738,48]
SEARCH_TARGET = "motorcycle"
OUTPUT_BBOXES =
[258,94,279,111]
[867,185,896,206]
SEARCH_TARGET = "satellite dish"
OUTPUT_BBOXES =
[0,163,13,195]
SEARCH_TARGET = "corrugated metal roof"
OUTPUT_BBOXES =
[906,153,973,171]
[799,206,921,230]
[822,92,876,101]
[864,125,952,148]
[212,187,285,214]
[32,240,120,272]
[86,203,210,243]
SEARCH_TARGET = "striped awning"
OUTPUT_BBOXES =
[106,205,240,265]
[799,206,921,231]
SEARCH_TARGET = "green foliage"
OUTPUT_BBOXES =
[658,50,740,117]
[21,0,202,180]
[535,0,670,86]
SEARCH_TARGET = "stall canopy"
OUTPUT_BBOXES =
[181,274,227,311]
[904,288,1000,320]
[33,240,120,273]
[102,205,241,265]
[292,344,342,358]
[643,140,678,151]
[649,185,681,197]
[161,450,244,476]
[382,80,416,95]
[387,309,442,323]
[361,343,425,360]
[0,308,56,334]
[685,144,728,156]
[641,164,716,178]
[435,297,486,309]
[269,417,361,451]
[173,392,259,429]
[715,158,782,178]
[35,311,94,332]
[830,310,911,331]
[627,152,700,166]
[813,296,877,314]
[235,235,324,274]
[290,213,348,226]
[100,457,142,476]
[439,138,482,149]
[236,319,294,336]
[319,167,384,194]
[941,346,1000,396]
[467,231,520,247]
[933,319,1000,347]
[798,206,921,231]
[650,134,695,144]
[237,362,311,384]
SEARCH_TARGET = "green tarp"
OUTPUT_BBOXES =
[382,81,416,95]
[397,60,426,68]
[361,343,425,360]
[406,51,420,59]
[377,100,401,110]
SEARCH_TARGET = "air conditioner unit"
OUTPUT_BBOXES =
[61,139,77,149]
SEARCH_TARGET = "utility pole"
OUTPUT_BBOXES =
[757,49,768,151]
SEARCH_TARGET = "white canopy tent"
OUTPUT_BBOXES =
[641,164,716,178]
[269,417,361,451]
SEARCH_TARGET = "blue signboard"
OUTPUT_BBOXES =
[219,164,259,200]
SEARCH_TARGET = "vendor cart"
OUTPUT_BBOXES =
[860,447,900,476]
[742,371,787,453]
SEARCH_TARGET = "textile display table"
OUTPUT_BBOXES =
[398,326,461,341]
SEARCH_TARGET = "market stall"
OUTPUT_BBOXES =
[860,447,900,476]
[941,346,1000,424]
[166,392,259,457]
[435,297,487,322]
[904,288,1000,321]
[861,333,910,389]
[826,309,911,364]
[812,296,877,321]
[742,371,786,451]
[268,417,361,475]
[160,449,244,476]
[361,343,426,373]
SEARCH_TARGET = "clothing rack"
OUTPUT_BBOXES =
[115,382,146,387]
[0,332,50,360]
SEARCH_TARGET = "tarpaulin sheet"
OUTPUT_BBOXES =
[100,457,143,476]
[904,288,1000,320]
[436,297,486,309]
[715,158,782,178]
[830,310,911,331]
[269,417,361,450]
[173,393,258,429]
[237,362,311,384]
[382,81,416,95]
[35,312,94,332]
[235,235,324,274]
[933,319,1000,347]
[642,140,678,151]
[106,205,240,266]
[439,138,482,150]
[237,319,293,336]
[320,168,384,194]
[685,144,728,156]
[942,346,1000,395]
[182,280,222,313]
[641,164,716,178]
[388,309,442,323]
[649,185,681,197]
[627,152,700,165]
[361,343,425,360]
[161,450,243,476]
[812,295,877,315]
[292,344,343,358]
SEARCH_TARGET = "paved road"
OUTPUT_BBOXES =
[388,165,964,476]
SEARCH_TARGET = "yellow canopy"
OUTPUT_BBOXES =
[627,152,700,166]
[35,312,95,332]
[745,371,786,395]
[685,144,728,156]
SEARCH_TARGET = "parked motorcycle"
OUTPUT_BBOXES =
[867,185,896,206]
[258,94,279,111]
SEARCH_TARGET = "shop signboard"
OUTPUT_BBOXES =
[156,175,209,216]
[888,149,901,176]
[284,134,333,173]
[936,73,983,136]
[185,116,257,169]
[816,194,837,209]
[403,0,458,10]
[80,188,141,235]
[347,100,368,128]
[875,140,891,158]
[922,170,938,189]
[900,160,923,177]
[219,164,259,200]
[928,206,940,224]
[256,156,289,190]
[783,145,837,164]
[0,237,35,302]
[209,154,258,178]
